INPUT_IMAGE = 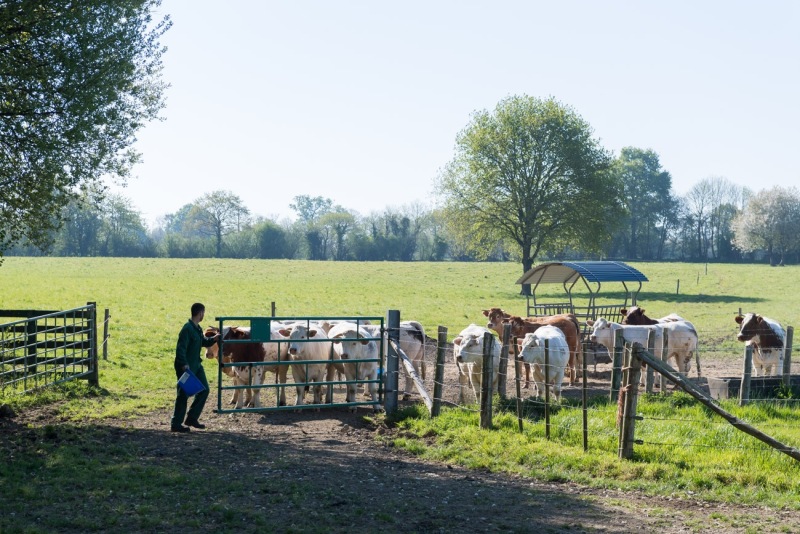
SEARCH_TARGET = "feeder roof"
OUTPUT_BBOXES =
[516,261,649,285]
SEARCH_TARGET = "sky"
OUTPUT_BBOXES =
[116,1,800,227]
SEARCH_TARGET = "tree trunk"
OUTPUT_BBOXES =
[519,244,533,296]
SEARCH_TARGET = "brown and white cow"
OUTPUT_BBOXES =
[362,321,426,400]
[482,308,582,386]
[204,325,290,408]
[734,313,786,376]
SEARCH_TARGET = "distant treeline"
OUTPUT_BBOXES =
[6,181,800,265]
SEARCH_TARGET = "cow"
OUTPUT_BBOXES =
[204,325,290,408]
[588,317,699,384]
[277,323,330,407]
[734,313,786,376]
[517,325,570,402]
[327,322,381,411]
[620,306,701,377]
[482,308,582,387]
[452,324,500,405]
[362,321,426,400]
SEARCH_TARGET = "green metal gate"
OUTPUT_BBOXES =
[213,315,384,413]
[0,303,99,394]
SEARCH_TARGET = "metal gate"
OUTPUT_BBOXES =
[0,303,99,394]
[213,315,384,413]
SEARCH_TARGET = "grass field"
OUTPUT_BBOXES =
[2,257,800,528]
[1,257,798,416]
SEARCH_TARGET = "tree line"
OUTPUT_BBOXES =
[8,172,800,266]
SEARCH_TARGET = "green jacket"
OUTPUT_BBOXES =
[175,320,217,371]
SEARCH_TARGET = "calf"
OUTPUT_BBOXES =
[734,313,786,376]
[518,325,570,402]
[452,324,500,405]
[588,318,663,386]
[483,308,582,387]
[327,322,381,411]
[204,325,290,408]
[278,323,330,407]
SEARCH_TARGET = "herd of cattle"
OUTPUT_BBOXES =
[202,308,789,410]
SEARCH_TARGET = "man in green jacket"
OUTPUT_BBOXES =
[171,302,219,433]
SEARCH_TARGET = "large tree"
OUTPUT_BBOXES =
[0,0,170,257]
[613,147,673,259]
[436,95,621,292]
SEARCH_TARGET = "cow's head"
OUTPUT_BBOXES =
[282,325,318,356]
[482,307,509,331]
[735,313,762,342]
[620,306,650,326]
[330,328,369,360]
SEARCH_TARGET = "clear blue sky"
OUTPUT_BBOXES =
[120,1,800,226]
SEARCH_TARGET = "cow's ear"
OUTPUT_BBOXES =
[734,315,743,325]
[278,329,290,336]
[620,308,627,316]
[453,336,463,346]
[481,309,489,317]
[586,319,594,326]
[308,329,317,337]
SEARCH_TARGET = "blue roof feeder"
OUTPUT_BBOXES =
[515,261,649,323]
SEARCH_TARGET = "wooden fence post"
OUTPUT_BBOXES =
[659,328,669,392]
[498,323,511,399]
[739,344,753,407]
[87,302,99,387]
[783,326,793,387]
[582,339,588,452]
[610,329,624,402]
[102,309,110,361]
[514,338,523,433]
[619,343,643,459]
[431,326,447,418]
[544,339,550,440]
[384,310,400,415]
[480,332,494,429]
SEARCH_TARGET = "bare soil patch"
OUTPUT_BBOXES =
[3,342,797,533]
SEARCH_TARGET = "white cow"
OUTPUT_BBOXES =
[734,313,786,376]
[518,325,570,401]
[362,321,426,399]
[589,318,699,384]
[278,323,330,407]
[327,322,381,411]
[452,324,500,405]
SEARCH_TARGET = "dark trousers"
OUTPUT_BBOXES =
[171,364,209,427]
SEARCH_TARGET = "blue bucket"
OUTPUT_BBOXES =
[178,369,205,397]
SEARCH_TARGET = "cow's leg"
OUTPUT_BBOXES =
[325,363,337,404]
[250,366,264,408]
[277,365,288,406]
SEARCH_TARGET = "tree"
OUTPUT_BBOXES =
[319,209,356,261]
[436,95,620,292]
[0,1,170,258]
[613,148,673,259]
[290,195,332,225]
[732,186,800,265]
[192,191,250,258]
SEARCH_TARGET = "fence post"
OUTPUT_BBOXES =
[25,318,38,376]
[783,326,793,387]
[384,310,400,415]
[544,338,550,440]
[582,339,588,452]
[87,302,99,387]
[610,329,624,402]
[619,343,643,460]
[739,344,753,406]
[498,323,511,399]
[102,308,110,361]
[480,332,493,429]
[513,337,523,433]
[659,328,669,392]
[431,326,447,418]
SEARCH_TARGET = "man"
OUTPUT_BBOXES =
[171,302,219,432]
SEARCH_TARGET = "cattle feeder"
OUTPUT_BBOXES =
[516,261,649,327]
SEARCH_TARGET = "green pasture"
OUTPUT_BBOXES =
[1,257,798,416]
[2,257,800,523]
